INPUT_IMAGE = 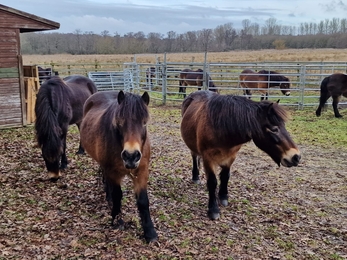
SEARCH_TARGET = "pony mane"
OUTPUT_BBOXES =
[115,92,149,121]
[207,95,288,139]
[258,70,289,81]
[103,92,149,131]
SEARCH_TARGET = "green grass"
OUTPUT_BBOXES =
[286,108,347,148]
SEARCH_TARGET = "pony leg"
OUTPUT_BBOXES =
[135,189,158,243]
[107,180,124,228]
[44,158,61,182]
[261,92,268,101]
[316,77,331,117]
[316,92,331,116]
[179,81,186,98]
[191,152,200,184]
[218,166,230,206]
[243,89,252,99]
[332,96,343,118]
[203,161,220,220]
[60,134,68,169]
[76,123,85,154]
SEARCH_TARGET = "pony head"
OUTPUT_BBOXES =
[115,91,150,169]
[280,77,291,96]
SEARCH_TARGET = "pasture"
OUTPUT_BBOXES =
[1,105,347,259]
[0,49,346,259]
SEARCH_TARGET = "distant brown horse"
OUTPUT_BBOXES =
[180,90,301,220]
[35,75,98,181]
[239,69,291,100]
[80,90,158,243]
[179,69,218,97]
[316,73,347,118]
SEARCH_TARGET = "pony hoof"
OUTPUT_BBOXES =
[48,171,61,182]
[60,165,68,170]
[145,233,158,243]
[220,199,228,207]
[112,219,125,230]
[208,212,220,220]
[49,177,59,183]
[192,179,201,184]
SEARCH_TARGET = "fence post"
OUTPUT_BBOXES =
[94,59,99,72]
[203,52,207,90]
[162,53,167,105]
[299,65,306,110]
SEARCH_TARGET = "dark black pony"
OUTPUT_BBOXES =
[179,69,218,98]
[145,67,156,86]
[35,75,98,181]
[37,66,53,85]
[180,91,301,220]
[316,73,347,118]
[80,90,157,243]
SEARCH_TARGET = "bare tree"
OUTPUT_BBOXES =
[242,19,251,35]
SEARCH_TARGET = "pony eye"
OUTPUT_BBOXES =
[271,126,279,133]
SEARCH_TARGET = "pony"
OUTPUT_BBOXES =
[34,75,98,181]
[37,66,53,85]
[179,69,218,98]
[180,90,301,220]
[145,66,156,87]
[239,69,291,100]
[79,90,158,243]
[316,73,347,118]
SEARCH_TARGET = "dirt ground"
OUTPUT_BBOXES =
[0,106,346,260]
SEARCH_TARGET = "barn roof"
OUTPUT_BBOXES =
[0,4,60,32]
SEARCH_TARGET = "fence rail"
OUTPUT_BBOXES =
[37,60,347,109]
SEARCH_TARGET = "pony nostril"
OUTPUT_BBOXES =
[292,154,301,165]
[121,150,142,165]
[133,150,141,161]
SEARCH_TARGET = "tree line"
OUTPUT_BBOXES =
[20,18,347,55]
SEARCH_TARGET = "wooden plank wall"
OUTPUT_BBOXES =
[0,28,22,128]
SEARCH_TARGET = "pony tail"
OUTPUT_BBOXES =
[35,85,63,161]
[318,76,330,106]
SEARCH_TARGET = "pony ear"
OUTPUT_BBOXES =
[118,90,125,104]
[142,91,150,105]
[276,99,280,104]
[265,102,275,115]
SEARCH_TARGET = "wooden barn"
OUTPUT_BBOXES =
[0,4,59,129]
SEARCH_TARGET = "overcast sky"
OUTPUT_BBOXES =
[2,0,346,36]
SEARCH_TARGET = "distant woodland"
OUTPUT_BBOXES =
[20,18,347,55]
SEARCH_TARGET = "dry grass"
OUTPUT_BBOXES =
[23,48,347,65]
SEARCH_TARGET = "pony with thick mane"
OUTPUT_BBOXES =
[316,73,347,118]
[80,90,158,243]
[239,69,291,100]
[35,75,98,181]
[180,91,301,220]
[179,69,218,97]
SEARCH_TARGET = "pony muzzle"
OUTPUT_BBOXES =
[285,92,290,96]
[280,148,301,167]
[121,149,142,169]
